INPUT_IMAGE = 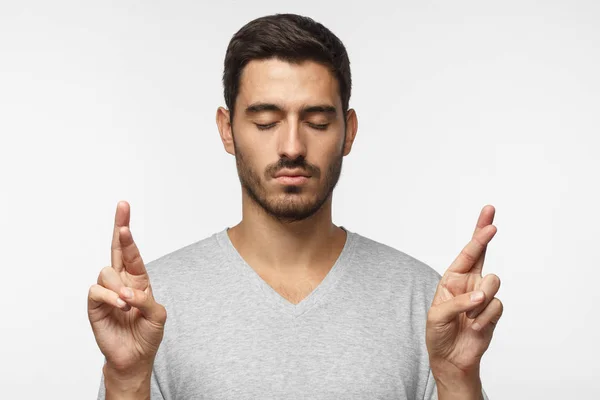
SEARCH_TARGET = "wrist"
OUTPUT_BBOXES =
[103,363,152,400]
[430,361,482,400]
[434,371,482,400]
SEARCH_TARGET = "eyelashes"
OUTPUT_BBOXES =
[255,123,277,130]
[255,123,330,131]
[309,123,329,131]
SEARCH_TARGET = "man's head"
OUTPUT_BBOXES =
[216,14,358,223]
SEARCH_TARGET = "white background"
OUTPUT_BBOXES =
[1,0,599,398]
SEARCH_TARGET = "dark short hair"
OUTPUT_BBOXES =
[222,13,352,123]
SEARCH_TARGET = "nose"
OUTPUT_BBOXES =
[277,120,307,161]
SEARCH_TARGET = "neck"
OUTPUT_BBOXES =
[227,193,346,274]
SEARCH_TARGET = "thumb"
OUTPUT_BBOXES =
[119,285,167,325]
[428,290,485,325]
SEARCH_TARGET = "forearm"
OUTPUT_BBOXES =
[103,364,152,400]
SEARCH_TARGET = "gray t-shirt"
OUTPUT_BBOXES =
[97,227,488,399]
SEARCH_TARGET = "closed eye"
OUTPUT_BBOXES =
[255,123,277,131]
[308,123,329,130]
[255,122,330,131]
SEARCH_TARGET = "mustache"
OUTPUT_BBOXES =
[266,157,320,178]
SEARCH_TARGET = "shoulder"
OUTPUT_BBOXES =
[143,230,228,286]
[349,230,442,290]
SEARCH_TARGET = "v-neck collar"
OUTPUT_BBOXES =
[215,226,357,318]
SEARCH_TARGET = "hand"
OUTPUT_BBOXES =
[426,205,503,381]
[88,201,167,376]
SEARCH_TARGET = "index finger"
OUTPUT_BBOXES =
[446,224,497,274]
[111,201,130,272]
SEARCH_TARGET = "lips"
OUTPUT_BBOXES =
[275,175,309,185]
[274,169,310,178]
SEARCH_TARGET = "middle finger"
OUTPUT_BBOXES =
[466,273,501,319]
[98,266,126,294]
[470,205,496,275]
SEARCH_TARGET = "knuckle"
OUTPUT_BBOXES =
[157,304,167,323]
[460,249,477,263]
[125,250,143,265]
[488,273,501,287]
[471,234,487,250]
[137,289,148,303]
[482,274,501,294]
[491,299,503,325]
[97,266,112,283]
[495,298,504,314]
[427,307,440,323]
[88,284,99,296]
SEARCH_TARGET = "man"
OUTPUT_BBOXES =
[89,13,502,400]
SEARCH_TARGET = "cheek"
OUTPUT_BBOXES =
[241,148,274,179]
[316,136,345,159]
[309,143,343,176]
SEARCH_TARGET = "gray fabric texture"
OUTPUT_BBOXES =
[97,227,488,399]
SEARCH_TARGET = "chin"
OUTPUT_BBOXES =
[267,195,326,221]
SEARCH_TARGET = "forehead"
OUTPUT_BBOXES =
[236,58,341,110]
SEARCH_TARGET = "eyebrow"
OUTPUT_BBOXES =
[245,103,337,117]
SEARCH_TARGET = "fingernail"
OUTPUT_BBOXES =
[116,298,127,308]
[121,287,133,299]
[472,322,482,331]
[470,291,484,302]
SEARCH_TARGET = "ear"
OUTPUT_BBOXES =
[216,107,235,156]
[342,108,358,156]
